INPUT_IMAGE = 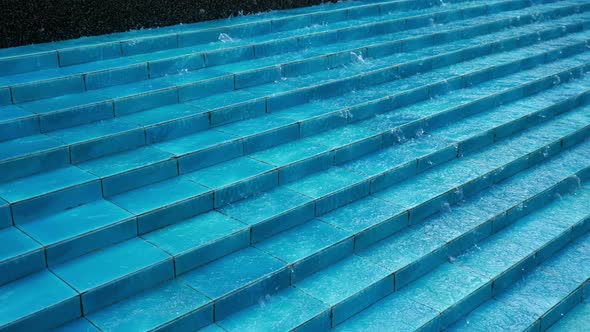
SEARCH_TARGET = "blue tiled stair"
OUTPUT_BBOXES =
[0,0,589,330]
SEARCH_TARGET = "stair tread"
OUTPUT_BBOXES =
[2,0,590,328]
[219,187,313,226]
[51,237,169,292]
[46,118,141,144]
[296,254,391,305]
[77,146,174,178]
[285,166,366,198]
[54,318,98,332]
[186,157,275,189]
[17,200,134,247]
[218,286,329,331]
[142,211,247,257]
[0,134,64,162]
[0,271,78,328]
[450,233,590,331]
[547,300,590,332]
[86,280,210,331]
[153,128,240,157]
[0,166,96,203]
[108,176,210,215]
[0,226,41,263]
[255,219,351,264]
[180,247,284,300]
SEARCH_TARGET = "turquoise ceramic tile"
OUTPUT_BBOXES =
[88,280,212,331]
[540,235,590,286]
[219,187,315,243]
[319,196,408,250]
[11,75,85,104]
[154,129,243,173]
[0,105,39,142]
[218,287,330,332]
[336,291,440,332]
[547,300,590,332]
[449,298,538,332]
[46,118,145,163]
[108,176,213,234]
[181,247,289,319]
[18,200,136,266]
[0,226,45,285]
[296,255,393,325]
[142,211,249,274]
[0,271,80,330]
[85,64,148,90]
[53,318,99,332]
[120,104,210,144]
[188,89,266,127]
[358,224,447,289]
[51,237,173,314]
[402,262,491,327]
[0,199,11,229]
[495,268,582,320]
[198,324,226,332]
[217,114,299,154]
[0,166,101,223]
[77,146,177,196]
[186,157,277,208]
[0,134,65,163]
[286,166,370,215]
[256,219,353,281]
[0,51,58,77]
[249,137,332,174]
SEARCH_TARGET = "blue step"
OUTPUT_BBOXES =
[1,0,590,329]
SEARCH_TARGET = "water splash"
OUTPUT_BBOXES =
[390,128,407,143]
[339,108,353,120]
[440,202,452,213]
[219,33,234,43]
[350,51,367,64]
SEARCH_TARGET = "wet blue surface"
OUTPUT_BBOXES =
[1,0,590,329]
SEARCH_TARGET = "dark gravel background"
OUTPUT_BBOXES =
[0,0,337,48]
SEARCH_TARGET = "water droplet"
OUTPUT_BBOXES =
[219,33,234,43]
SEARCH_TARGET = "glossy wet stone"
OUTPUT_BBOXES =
[1,0,590,329]
[87,280,212,331]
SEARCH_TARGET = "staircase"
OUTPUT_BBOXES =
[0,0,589,330]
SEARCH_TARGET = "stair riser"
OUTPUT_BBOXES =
[0,202,10,228]
[180,115,590,326]
[0,115,39,142]
[136,192,214,235]
[11,180,102,224]
[70,61,590,267]
[0,249,45,287]
[320,163,590,330]
[435,215,590,329]
[167,229,250,276]
[0,296,80,332]
[1,9,582,183]
[539,286,585,330]
[44,217,138,267]
[0,0,486,103]
[0,0,574,136]
[333,148,590,331]
[174,29,590,176]
[213,268,291,321]
[0,147,69,183]
[0,0,483,79]
[4,45,580,268]
[71,258,175,315]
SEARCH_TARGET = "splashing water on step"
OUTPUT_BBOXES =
[350,51,367,64]
[219,33,234,43]
[339,108,353,119]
